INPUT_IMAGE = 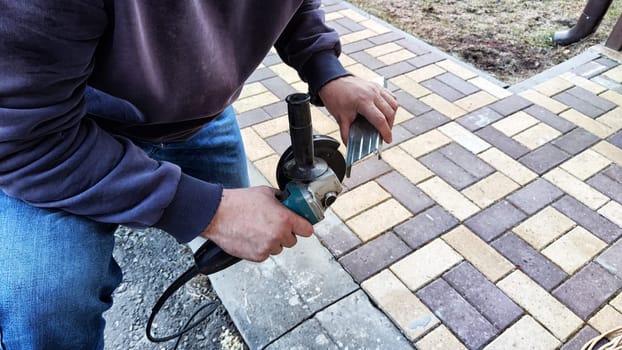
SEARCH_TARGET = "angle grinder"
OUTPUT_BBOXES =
[146,93,346,343]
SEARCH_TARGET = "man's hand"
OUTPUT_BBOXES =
[318,75,398,145]
[200,186,314,262]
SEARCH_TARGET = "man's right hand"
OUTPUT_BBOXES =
[200,186,314,262]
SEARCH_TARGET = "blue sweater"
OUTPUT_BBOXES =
[0,1,348,242]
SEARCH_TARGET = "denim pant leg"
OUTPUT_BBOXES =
[0,194,122,350]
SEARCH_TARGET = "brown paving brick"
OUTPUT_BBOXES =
[519,144,571,174]
[440,143,495,178]
[489,94,533,116]
[596,239,622,279]
[386,124,413,146]
[394,90,434,116]
[338,232,411,283]
[265,132,291,156]
[349,51,385,70]
[368,31,404,45]
[401,110,451,136]
[335,16,366,32]
[376,171,435,215]
[341,39,375,54]
[475,126,531,159]
[376,61,416,79]
[588,173,622,203]
[421,78,465,102]
[507,178,564,215]
[457,107,504,131]
[553,195,622,244]
[552,128,599,155]
[437,72,480,95]
[394,205,459,249]
[553,262,622,320]
[553,91,611,118]
[262,76,298,99]
[396,37,433,56]
[342,157,391,190]
[560,326,600,350]
[610,131,622,148]
[262,100,288,118]
[420,151,478,190]
[237,108,272,128]
[567,86,617,112]
[604,164,622,183]
[407,51,445,68]
[464,200,526,242]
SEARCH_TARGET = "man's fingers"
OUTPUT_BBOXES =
[281,232,297,248]
[375,95,396,129]
[360,104,392,144]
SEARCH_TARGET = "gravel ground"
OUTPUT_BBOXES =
[103,226,247,350]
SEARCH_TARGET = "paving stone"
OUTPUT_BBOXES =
[553,262,622,320]
[554,91,608,118]
[386,124,413,146]
[407,51,446,68]
[592,75,622,94]
[489,95,533,116]
[469,76,512,99]
[416,278,498,350]
[261,52,283,67]
[572,60,610,78]
[512,206,575,250]
[397,37,433,56]
[402,110,451,136]
[553,195,622,243]
[346,199,412,242]
[436,59,478,80]
[341,39,375,54]
[313,209,361,258]
[439,122,491,154]
[418,176,480,221]
[454,91,498,113]
[241,127,275,161]
[368,31,404,45]
[491,233,568,291]
[486,316,561,350]
[479,148,537,185]
[588,173,622,203]
[476,126,531,159]
[262,100,288,118]
[394,205,459,249]
[524,105,575,132]
[437,72,480,95]
[513,123,562,150]
[597,239,622,279]
[519,144,571,174]
[390,75,431,98]
[595,56,619,69]
[519,89,570,114]
[237,108,272,128]
[600,198,622,231]
[332,181,390,220]
[593,140,622,165]
[421,78,465,102]
[462,172,520,209]
[314,290,415,350]
[382,147,434,184]
[464,200,526,242]
[421,93,468,119]
[376,171,435,215]
[266,132,292,155]
[493,111,539,136]
[420,151,478,190]
[561,72,607,95]
[589,304,622,334]
[376,61,416,79]
[542,226,607,274]
[560,326,600,350]
[362,269,439,341]
[457,107,505,131]
[552,128,600,155]
[560,108,616,139]
[610,131,622,148]
[339,232,411,283]
[400,129,452,158]
[253,115,289,138]
[349,50,386,70]
[415,325,467,350]
[395,90,434,116]
[262,76,298,99]
[604,164,622,183]
[440,143,494,177]
[543,168,609,210]
[444,262,522,331]
[535,76,575,96]
[335,16,366,32]
[246,66,276,83]
[567,86,617,113]
[377,49,417,66]
[506,178,563,215]
[342,157,392,190]
[265,318,339,350]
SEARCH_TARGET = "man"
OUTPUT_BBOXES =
[0,1,397,348]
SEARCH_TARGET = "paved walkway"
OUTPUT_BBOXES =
[213,1,622,349]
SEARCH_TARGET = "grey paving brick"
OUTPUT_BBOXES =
[519,144,571,174]
[553,195,622,243]
[394,205,459,249]
[553,262,622,320]
[341,39,375,54]
[342,157,392,190]
[596,239,622,279]
[595,56,619,69]
[604,164,622,183]
[464,200,527,242]
[489,95,532,116]
[421,78,465,102]
[402,110,451,136]
[572,60,610,79]
[588,173,622,203]
[395,90,434,116]
[553,91,608,118]
[376,171,434,214]
[417,278,498,350]
[440,143,495,179]
[262,53,283,67]
[609,131,622,148]
[246,66,276,83]
[458,108,505,131]
[407,51,445,68]
[567,86,616,113]
[397,38,432,56]
[561,326,600,350]
[387,124,414,146]
[339,232,411,283]
[507,178,563,215]
[328,20,351,36]
[476,126,530,159]
[524,105,574,133]
[420,151,478,190]
[552,128,599,155]
[321,2,348,12]
[492,233,568,291]
[315,290,414,350]
[335,17,366,32]
[314,210,361,258]
[437,72,480,95]
[263,100,288,118]
[266,132,292,155]
[237,108,272,128]
[349,51,385,70]
[377,61,416,79]
[444,262,523,331]
[369,31,404,45]
[265,318,339,350]
[263,76,298,99]
[592,75,622,94]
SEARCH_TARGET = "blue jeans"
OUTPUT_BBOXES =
[0,90,249,349]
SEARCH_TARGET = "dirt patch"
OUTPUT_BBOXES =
[349,0,622,84]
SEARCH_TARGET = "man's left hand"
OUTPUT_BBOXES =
[318,75,398,145]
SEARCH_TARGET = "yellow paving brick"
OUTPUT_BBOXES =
[600,90,622,106]
[593,141,622,165]
[597,107,622,131]
[394,108,416,125]
[611,292,622,313]
[338,53,356,67]
[253,154,279,187]
[468,76,512,99]
[559,109,615,139]
[454,91,497,112]
[416,325,467,350]
[365,42,402,57]
[269,63,300,84]
[435,59,478,80]
[462,172,520,208]
[421,94,468,119]
[497,271,582,341]
[492,111,539,137]
[331,181,390,220]
[339,29,376,45]
[560,149,612,180]
[339,8,368,22]
[443,225,513,282]
[542,226,606,274]
[310,107,339,135]
[346,199,411,242]
[483,316,560,350]
[324,12,343,21]
[405,64,447,82]
[400,129,452,158]
[604,65,622,83]
[360,19,392,34]
[391,238,463,291]
[418,177,480,220]
[588,305,622,334]
[390,75,431,98]
[544,168,609,210]
[252,116,288,138]
[382,147,434,184]
[233,91,280,114]
[291,81,308,92]
[346,63,380,81]
[513,207,575,250]
[241,127,274,161]
[560,72,608,94]
[598,201,622,228]
[439,122,491,154]
[534,76,574,96]
[362,270,439,341]
[378,49,416,65]
[239,82,267,99]
[519,89,569,114]
[479,148,537,185]
[513,123,562,150]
